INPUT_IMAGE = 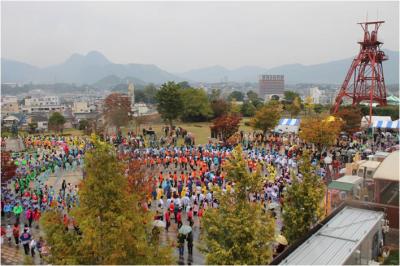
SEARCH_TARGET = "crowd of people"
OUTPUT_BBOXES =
[1,135,91,261]
[1,126,398,262]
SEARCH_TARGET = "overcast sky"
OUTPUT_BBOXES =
[2,1,399,72]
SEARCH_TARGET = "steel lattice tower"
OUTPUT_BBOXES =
[332,21,388,123]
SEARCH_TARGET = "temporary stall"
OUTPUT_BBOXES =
[274,118,300,133]
[372,120,400,129]
[373,151,399,206]
[357,160,381,180]
[361,116,391,128]
[328,175,364,200]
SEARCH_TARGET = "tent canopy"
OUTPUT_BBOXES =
[372,120,400,129]
[278,118,300,126]
[373,150,400,182]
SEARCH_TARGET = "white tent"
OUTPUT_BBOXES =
[373,150,400,182]
[360,116,391,128]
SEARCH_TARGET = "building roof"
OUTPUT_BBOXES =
[336,175,363,185]
[359,160,381,170]
[3,115,20,121]
[279,206,384,265]
[373,150,400,182]
[328,181,354,192]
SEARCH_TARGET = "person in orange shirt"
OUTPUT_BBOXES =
[173,172,178,187]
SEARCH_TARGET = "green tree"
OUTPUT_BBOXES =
[41,138,173,264]
[282,151,326,244]
[178,81,191,89]
[228,90,244,101]
[209,88,222,102]
[250,100,283,134]
[241,100,256,117]
[247,90,264,109]
[143,83,158,104]
[181,88,213,122]
[28,122,38,133]
[48,112,66,133]
[78,119,90,131]
[155,81,184,127]
[284,91,300,104]
[201,145,275,264]
[210,99,230,118]
[313,104,324,114]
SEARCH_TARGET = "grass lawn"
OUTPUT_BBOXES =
[122,117,253,145]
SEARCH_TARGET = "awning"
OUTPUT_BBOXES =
[278,118,300,126]
[372,120,400,129]
[328,181,354,192]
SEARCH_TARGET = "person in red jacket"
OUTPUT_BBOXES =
[165,211,170,232]
[187,207,194,227]
[176,209,182,228]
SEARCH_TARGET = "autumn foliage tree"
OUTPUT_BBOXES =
[335,106,362,134]
[200,145,275,264]
[250,100,283,134]
[41,137,172,264]
[282,151,325,244]
[103,93,131,130]
[300,115,344,150]
[210,114,242,141]
[1,151,17,183]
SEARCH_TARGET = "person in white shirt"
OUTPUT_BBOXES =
[29,239,37,257]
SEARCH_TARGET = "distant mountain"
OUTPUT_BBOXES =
[179,49,399,84]
[1,51,182,85]
[2,49,398,86]
[92,75,146,90]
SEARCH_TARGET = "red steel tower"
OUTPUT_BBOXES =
[332,21,388,123]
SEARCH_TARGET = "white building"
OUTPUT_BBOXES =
[72,101,90,113]
[309,87,322,104]
[22,96,65,113]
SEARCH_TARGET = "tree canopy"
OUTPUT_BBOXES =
[41,138,173,264]
[48,112,66,133]
[210,115,242,141]
[250,100,283,133]
[282,151,325,244]
[284,91,300,103]
[155,81,184,127]
[228,90,245,101]
[201,145,275,264]
[103,93,131,129]
[335,106,362,134]
[181,88,213,122]
[299,115,344,150]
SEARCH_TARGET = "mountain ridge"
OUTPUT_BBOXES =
[2,49,398,85]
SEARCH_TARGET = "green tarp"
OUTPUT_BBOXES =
[328,181,354,192]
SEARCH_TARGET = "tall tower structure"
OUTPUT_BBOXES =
[332,21,388,124]
[127,82,135,111]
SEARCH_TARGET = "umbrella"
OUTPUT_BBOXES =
[178,225,192,235]
[153,220,166,228]
[275,234,288,245]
